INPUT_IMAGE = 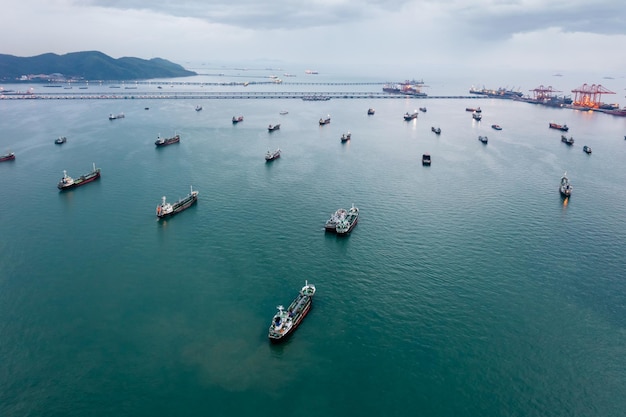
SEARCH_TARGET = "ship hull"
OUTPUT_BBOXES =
[157,194,198,218]
[58,171,100,190]
[269,300,311,343]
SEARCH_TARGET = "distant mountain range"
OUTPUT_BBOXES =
[0,51,196,82]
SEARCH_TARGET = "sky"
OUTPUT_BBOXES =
[3,0,626,80]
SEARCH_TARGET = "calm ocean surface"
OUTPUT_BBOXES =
[1,71,626,417]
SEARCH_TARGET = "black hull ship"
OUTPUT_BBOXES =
[404,111,418,121]
[431,127,441,135]
[232,116,244,123]
[55,136,67,144]
[478,136,488,144]
[561,135,574,145]
[108,113,125,120]
[268,124,280,132]
[319,116,331,125]
[156,186,199,218]
[341,132,351,142]
[0,152,15,162]
[155,134,180,147]
[422,153,431,166]
[265,148,281,161]
[367,108,375,115]
[58,163,101,190]
[560,173,573,198]
[325,204,359,235]
[268,281,316,343]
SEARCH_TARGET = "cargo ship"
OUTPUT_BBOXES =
[268,281,316,343]
[155,134,180,147]
[57,163,101,190]
[156,186,199,218]
[383,80,427,97]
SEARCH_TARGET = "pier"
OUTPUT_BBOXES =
[1,91,487,100]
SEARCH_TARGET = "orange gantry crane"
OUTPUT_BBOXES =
[571,84,615,108]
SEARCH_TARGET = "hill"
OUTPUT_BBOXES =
[0,51,196,81]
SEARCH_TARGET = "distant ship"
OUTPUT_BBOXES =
[155,134,180,147]
[54,136,67,145]
[383,80,427,97]
[319,116,331,125]
[478,136,488,144]
[561,135,574,145]
[404,111,418,121]
[325,208,348,232]
[431,127,441,135]
[341,132,351,142]
[422,153,431,166]
[549,122,569,131]
[265,148,281,161]
[57,163,101,190]
[268,124,280,132]
[559,173,572,197]
[108,113,125,120]
[336,204,359,235]
[367,108,375,115]
[232,115,244,123]
[268,281,316,343]
[156,186,199,218]
[469,86,523,99]
[0,152,15,162]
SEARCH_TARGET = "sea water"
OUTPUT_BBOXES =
[1,72,625,417]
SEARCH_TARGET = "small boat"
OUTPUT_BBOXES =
[419,107,427,112]
[336,204,359,235]
[279,110,289,115]
[108,113,125,120]
[325,208,348,232]
[265,148,281,161]
[54,136,67,145]
[404,111,418,121]
[422,153,431,166]
[478,136,488,144]
[431,127,441,135]
[155,134,180,147]
[268,124,281,132]
[472,112,482,121]
[268,281,316,343]
[549,122,569,131]
[561,135,574,145]
[341,132,351,142]
[367,108,375,115]
[491,124,502,130]
[0,152,15,162]
[559,172,572,197]
[144,107,150,110]
[156,185,199,218]
[583,145,592,154]
[232,115,244,123]
[319,116,331,125]
[57,163,101,190]
[195,105,203,111]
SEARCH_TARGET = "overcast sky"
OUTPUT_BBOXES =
[3,0,626,79]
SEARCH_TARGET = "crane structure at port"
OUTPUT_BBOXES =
[571,84,615,109]
[530,85,562,101]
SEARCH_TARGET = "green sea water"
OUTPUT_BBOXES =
[1,77,625,417]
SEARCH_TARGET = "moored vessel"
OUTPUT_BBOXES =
[431,126,441,135]
[549,122,569,131]
[422,153,431,166]
[268,281,316,343]
[268,124,280,132]
[325,208,348,232]
[57,163,101,190]
[55,136,67,144]
[108,113,125,120]
[0,152,16,162]
[155,134,180,147]
[341,132,351,142]
[156,185,199,218]
[232,115,244,123]
[561,135,574,145]
[491,124,502,130]
[336,204,359,235]
[367,108,375,115]
[319,116,331,125]
[404,111,418,121]
[478,135,488,144]
[472,112,482,121]
[583,145,592,154]
[559,172,572,197]
[265,148,281,161]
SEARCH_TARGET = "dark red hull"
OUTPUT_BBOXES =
[0,154,15,162]
[58,171,101,190]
